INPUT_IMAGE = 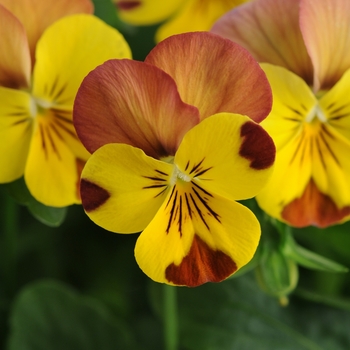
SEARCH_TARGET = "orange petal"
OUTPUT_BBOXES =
[145,32,272,122]
[0,0,93,64]
[74,59,200,158]
[0,4,31,88]
[282,179,350,228]
[300,0,350,91]
[212,0,313,85]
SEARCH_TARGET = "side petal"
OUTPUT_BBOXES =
[155,0,247,42]
[300,0,350,91]
[135,188,261,286]
[212,0,313,85]
[80,143,173,233]
[145,32,272,123]
[74,59,200,158]
[0,0,93,63]
[174,113,275,201]
[114,0,186,25]
[0,87,33,182]
[32,14,131,108]
[0,4,31,88]
[24,117,81,207]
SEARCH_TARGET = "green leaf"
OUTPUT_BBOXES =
[7,280,135,350]
[282,227,348,273]
[165,274,350,350]
[3,177,67,227]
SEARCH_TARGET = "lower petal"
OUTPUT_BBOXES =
[80,143,173,233]
[135,188,261,286]
[0,87,33,183]
[24,120,80,207]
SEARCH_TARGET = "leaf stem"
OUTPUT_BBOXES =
[163,284,178,350]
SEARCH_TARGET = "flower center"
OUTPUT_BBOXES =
[305,103,327,124]
[170,165,191,186]
[29,96,54,118]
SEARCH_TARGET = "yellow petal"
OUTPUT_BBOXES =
[0,0,93,63]
[0,4,31,88]
[24,115,80,207]
[80,143,173,233]
[174,113,275,201]
[320,68,350,141]
[156,0,246,42]
[256,64,317,220]
[115,0,186,25]
[0,87,33,182]
[32,14,131,108]
[135,186,261,286]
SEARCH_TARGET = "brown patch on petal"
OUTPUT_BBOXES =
[239,121,275,170]
[165,235,237,287]
[80,179,110,212]
[282,179,350,228]
[115,1,141,10]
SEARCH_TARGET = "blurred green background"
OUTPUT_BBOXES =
[1,0,350,349]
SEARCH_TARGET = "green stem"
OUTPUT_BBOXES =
[3,195,19,295]
[163,284,178,350]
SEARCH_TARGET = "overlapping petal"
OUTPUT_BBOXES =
[114,0,186,25]
[212,0,313,85]
[74,59,200,158]
[80,143,173,233]
[0,0,93,63]
[155,0,247,43]
[0,88,33,182]
[174,113,275,201]
[145,32,272,123]
[300,0,350,91]
[0,4,31,88]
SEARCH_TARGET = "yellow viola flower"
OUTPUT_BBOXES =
[0,0,131,207]
[113,0,248,42]
[213,0,350,227]
[74,32,275,286]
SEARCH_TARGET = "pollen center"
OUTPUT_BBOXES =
[305,103,327,123]
[170,166,191,186]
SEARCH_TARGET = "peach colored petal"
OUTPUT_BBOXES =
[0,4,31,88]
[145,32,272,123]
[74,59,200,159]
[212,0,313,85]
[300,0,350,91]
[0,0,93,64]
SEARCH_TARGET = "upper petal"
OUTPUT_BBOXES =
[300,0,350,91]
[145,32,272,123]
[155,0,247,43]
[80,143,173,233]
[74,59,200,158]
[114,0,186,25]
[0,4,31,88]
[0,0,93,63]
[212,0,313,85]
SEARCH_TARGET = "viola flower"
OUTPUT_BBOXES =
[114,0,248,42]
[213,0,350,227]
[0,0,131,207]
[74,32,275,286]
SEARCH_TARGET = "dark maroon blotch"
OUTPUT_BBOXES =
[80,179,110,212]
[115,1,141,10]
[239,121,275,170]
